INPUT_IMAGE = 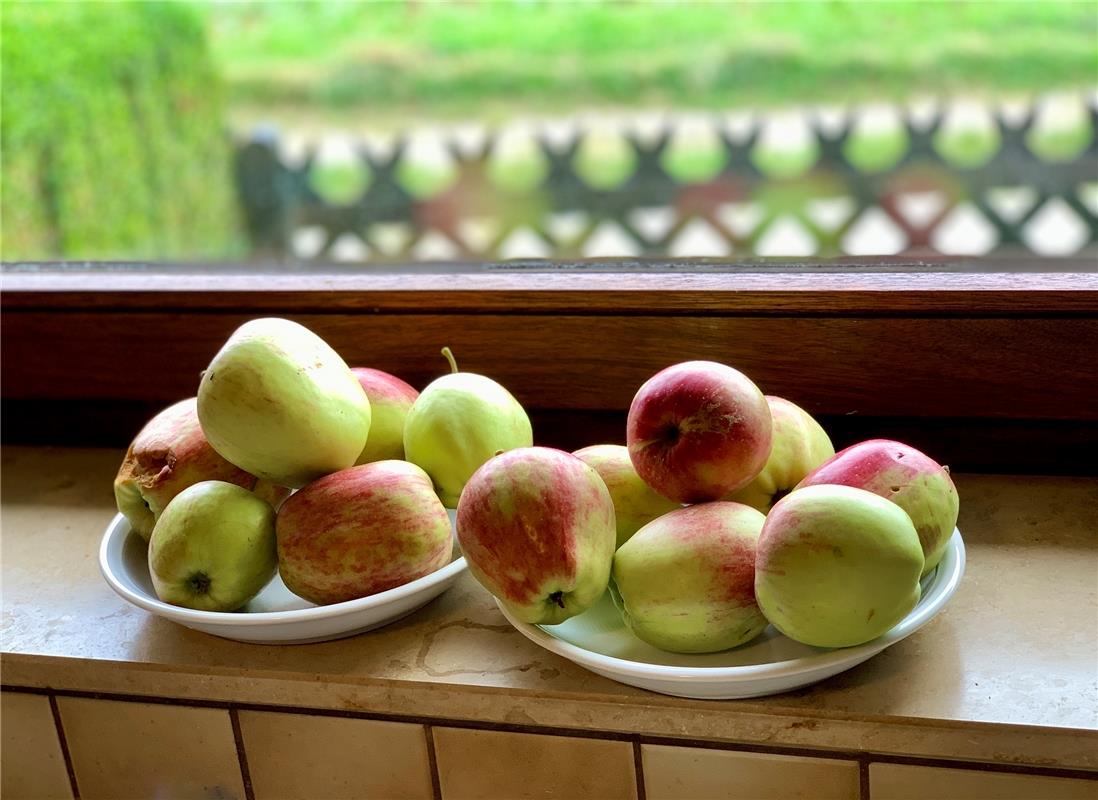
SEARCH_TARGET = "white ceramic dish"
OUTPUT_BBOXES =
[99,510,466,645]
[497,529,965,699]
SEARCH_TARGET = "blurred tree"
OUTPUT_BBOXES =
[1,2,241,260]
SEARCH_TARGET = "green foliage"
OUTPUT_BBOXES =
[203,1,1097,120]
[1,1,241,260]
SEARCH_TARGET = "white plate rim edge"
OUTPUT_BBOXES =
[98,513,468,627]
[496,529,966,683]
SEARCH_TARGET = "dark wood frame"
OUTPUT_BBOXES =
[4,261,1097,473]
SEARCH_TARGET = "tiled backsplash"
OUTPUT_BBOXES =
[3,690,1094,800]
[641,745,860,800]
[237,710,434,800]
[1,692,71,800]
[433,727,637,800]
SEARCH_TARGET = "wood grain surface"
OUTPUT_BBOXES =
[3,264,1095,471]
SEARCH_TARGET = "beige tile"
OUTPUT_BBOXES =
[870,763,1098,800]
[238,710,433,800]
[642,744,859,800]
[56,697,244,800]
[1,692,73,800]
[434,727,637,800]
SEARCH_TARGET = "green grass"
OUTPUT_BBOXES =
[201,1,1097,121]
[1,1,242,260]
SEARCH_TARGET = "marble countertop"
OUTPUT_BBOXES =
[3,447,1096,769]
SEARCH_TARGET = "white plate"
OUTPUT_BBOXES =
[99,510,466,645]
[497,529,965,699]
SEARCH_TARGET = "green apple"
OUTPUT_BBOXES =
[755,485,924,648]
[148,481,277,611]
[404,348,532,507]
[455,447,615,624]
[573,444,679,548]
[612,502,768,653]
[197,318,371,488]
[351,368,419,464]
[726,396,834,513]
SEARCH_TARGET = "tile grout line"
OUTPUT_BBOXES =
[48,694,81,800]
[229,707,256,800]
[632,740,647,800]
[424,724,443,800]
[860,758,872,800]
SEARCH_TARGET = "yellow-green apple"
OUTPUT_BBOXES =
[404,348,532,507]
[573,444,679,548]
[148,481,277,611]
[455,447,615,624]
[755,485,924,648]
[276,460,452,605]
[352,368,419,464]
[796,439,958,576]
[626,361,772,503]
[612,502,768,653]
[726,396,834,513]
[114,398,284,542]
[197,318,372,488]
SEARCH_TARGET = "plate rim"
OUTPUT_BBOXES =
[496,529,966,683]
[99,512,468,627]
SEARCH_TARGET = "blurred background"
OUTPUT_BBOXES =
[2,0,1096,265]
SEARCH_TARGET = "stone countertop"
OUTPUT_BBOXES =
[2,447,1096,770]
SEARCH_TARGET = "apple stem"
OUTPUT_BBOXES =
[441,347,459,374]
[549,591,565,609]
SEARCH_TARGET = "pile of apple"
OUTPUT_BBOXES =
[116,316,958,656]
[455,360,959,652]
[114,318,533,612]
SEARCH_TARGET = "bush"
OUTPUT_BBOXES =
[1,2,241,260]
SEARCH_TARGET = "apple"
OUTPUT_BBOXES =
[626,361,772,504]
[726,396,834,513]
[148,481,277,611]
[573,444,679,548]
[455,446,616,624]
[755,485,924,648]
[114,398,277,541]
[277,460,453,605]
[612,502,768,653]
[404,348,533,507]
[796,439,959,576]
[352,368,419,464]
[197,318,372,488]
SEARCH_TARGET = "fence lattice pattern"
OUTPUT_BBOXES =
[235,102,1098,262]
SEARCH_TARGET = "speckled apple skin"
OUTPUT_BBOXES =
[627,361,772,504]
[352,368,419,464]
[114,398,262,541]
[276,461,453,605]
[726,396,834,513]
[755,485,924,648]
[149,480,277,612]
[456,447,616,625]
[573,444,679,548]
[198,318,371,488]
[612,502,768,654]
[797,439,959,575]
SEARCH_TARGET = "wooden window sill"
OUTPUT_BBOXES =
[2,260,1096,473]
